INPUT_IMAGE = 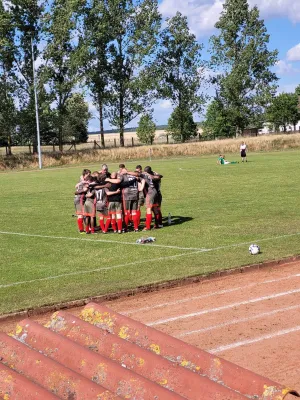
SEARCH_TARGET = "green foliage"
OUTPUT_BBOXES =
[43,0,83,150]
[167,106,198,142]
[156,12,205,114]
[267,92,299,131]
[210,0,278,134]
[62,93,91,143]
[136,114,156,144]
[103,0,161,146]
[202,99,235,139]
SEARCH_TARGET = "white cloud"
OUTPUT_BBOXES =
[159,99,173,109]
[287,43,300,61]
[159,0,223,36]
[275,60,299,75]
[277,83,298,94]
[159,0,300,37]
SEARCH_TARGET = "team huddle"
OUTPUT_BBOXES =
[74,164,163,234]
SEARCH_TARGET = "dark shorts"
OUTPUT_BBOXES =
[84,200,96,217]
[108,202,122,214]
[97,206,108,217]
[241,150,246,157]
[75,202,84,215]
[146,192,159,208]
[124,199,138,212]
[138,193,145,207]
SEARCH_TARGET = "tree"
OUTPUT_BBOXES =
[43,0,82,151]
[202,98,235,139]
[210,0,278,136]
[136,114,156,144]
[156,12,205,123]
[62,93,91,143]
[267,93,299,132]
[103,0,161,147]
[9,0,44,152]
[81,0,112,148]
[0,2,16,153]
[167,106,197,142]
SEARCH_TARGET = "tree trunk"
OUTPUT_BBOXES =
[119,93,124,147]
[59,125,63,151]
[7,135,12,155]
[98,94,105,148]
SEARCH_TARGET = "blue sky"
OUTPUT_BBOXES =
[88,0,300,132]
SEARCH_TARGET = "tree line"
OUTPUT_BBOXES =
[0,0,298,154]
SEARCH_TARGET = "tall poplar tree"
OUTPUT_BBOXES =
[210,0,278,136]
[155,12,205,141]
[0,2,16,153]
[103,0,161,147]
[81,0,112,148]
[43,0,82,151]
[9,0,44,152]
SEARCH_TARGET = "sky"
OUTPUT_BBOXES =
[88,0,300,132]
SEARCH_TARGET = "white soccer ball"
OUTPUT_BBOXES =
[249,244,260,255]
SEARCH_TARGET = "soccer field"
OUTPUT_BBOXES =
[1,150,300,315]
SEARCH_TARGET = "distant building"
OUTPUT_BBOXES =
[258,121,300,134]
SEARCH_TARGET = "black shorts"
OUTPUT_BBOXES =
[241,150,246,158]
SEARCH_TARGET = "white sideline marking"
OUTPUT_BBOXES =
[0,249,204,289]
[210,325,300,354]
[177,304,300,338]
[122,273,300,315]
[0,231,207,251]
[2,229,300,252]
[148,288,300,326]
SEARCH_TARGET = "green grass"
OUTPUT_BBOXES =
[1,150,300,315]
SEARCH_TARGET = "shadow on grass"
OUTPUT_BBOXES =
[139,215,193,227]
[162,215,193,226]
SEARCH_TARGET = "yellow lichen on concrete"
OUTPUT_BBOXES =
[81,308,115,330]
[4,374,13,383]
[136,357,145,367]
[158,379,168,386]
[180,360,190,367]
[3,394,10,400]
[15,325,23,335]
[118,326,129,340]
[263,385,279,398]
[149,344,160,355]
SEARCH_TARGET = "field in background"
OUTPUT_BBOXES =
[2,133,300,170]
[1,150,300,315]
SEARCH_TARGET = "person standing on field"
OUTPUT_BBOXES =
[240,141,247,162]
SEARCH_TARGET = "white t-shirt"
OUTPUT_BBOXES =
[240,144,247,151]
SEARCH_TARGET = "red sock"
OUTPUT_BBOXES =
[136,210,141,226]
[99,219,105,232]
[85,225,90,233]
[146,213,152,230]
[104,218,111,232]
[124,212,130,228]
[91,228,95,233]
[111,219,117,231]
[77,218,84,231]
[132,213,139,230]
[117,218,122,231]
